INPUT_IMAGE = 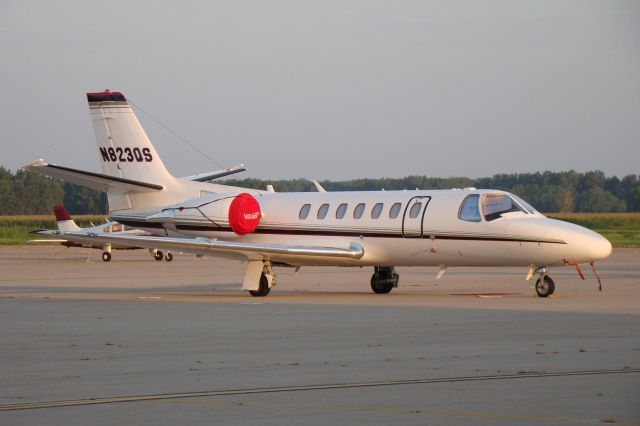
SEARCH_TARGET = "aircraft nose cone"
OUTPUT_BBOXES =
[566,223,612,262]
[549,219,613,263]
[590,233,612,261]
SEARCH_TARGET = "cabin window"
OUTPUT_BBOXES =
[353,203,366,219]
[459,194,481,222]
[389,202,402,219]
[482,194,525,221]
[371,203,384,219]
[111,224,123,232]
[299,204,311,220]
[409,202,422,219]
[102,226,110,232]
[336,203,348,219]
[317,203,330,219]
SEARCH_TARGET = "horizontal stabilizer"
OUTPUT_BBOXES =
[181,164,247,182]
[31,229,59,236]
[23,160,164,193]
[62,232,365,261]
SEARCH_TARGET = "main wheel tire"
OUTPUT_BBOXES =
[154,251,164,261]
[371,273,393,294]
[535,275,555,298]
[102,252,112,262]
[249,273,271,297]
[165,252,173,262]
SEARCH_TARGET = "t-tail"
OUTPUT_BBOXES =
[87,90,254,212]
[24,90,254,215]
[88,91,174,191]
[86,90,180,212]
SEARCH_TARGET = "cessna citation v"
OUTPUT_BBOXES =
[24,90,612,297]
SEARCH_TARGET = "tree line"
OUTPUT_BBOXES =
[0,167,107,215]
[0,167,638,215]
[221,170,640,213]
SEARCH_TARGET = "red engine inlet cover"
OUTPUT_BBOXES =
[228,193,262,235]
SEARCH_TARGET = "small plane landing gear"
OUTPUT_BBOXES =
[101,244,112,262]
[154,250,164,261]
[535,275,555,298]
[165,252,173,262]
[371,266,399,294]
[249,273,271,297]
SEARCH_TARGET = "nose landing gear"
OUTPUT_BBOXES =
[531,267,555,298]
[535,275,555,298]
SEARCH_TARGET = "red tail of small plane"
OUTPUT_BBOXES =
[53,205,81,232]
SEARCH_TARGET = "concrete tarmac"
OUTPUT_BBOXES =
[0,246,638,425]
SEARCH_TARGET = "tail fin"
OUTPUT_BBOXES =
[87,90,182,211]
[53,205,81,232]
[87,90,174,184]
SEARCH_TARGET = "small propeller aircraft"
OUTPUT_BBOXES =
[24,90,612,297]
[29,205,173,262]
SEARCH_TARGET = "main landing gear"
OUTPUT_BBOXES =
[101,244,112,262]
[249,273,271,297]
[245,261,276,297]
[150,249,173,262]
[529,267,555,298]
[371,266,399,294]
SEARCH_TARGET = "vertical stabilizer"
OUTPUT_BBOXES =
[53,205,82,233]
[87,90,174,185]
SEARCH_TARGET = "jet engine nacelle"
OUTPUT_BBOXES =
[148,192,262,235]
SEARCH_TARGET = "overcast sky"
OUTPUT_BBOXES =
[1,0,638,180]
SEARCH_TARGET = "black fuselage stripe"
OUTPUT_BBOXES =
[114,220,565,245]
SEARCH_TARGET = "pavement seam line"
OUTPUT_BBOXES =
[1,368,638,412]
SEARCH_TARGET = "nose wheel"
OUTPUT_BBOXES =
[535,274,555,298]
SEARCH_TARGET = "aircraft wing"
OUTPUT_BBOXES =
[62,232,365,262]
[23,160,163,192]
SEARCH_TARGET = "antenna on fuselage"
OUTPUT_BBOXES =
[312,180,327,192]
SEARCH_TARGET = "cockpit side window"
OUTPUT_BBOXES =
[459,194,481,222]
[482,194,525,221]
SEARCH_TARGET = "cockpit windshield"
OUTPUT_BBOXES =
[482,194,525,221]
[459,193,538,222]
[510,194,538,214]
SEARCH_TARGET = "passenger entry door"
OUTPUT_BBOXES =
[402,196,431,238]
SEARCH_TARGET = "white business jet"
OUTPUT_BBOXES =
[24,90,612,297]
